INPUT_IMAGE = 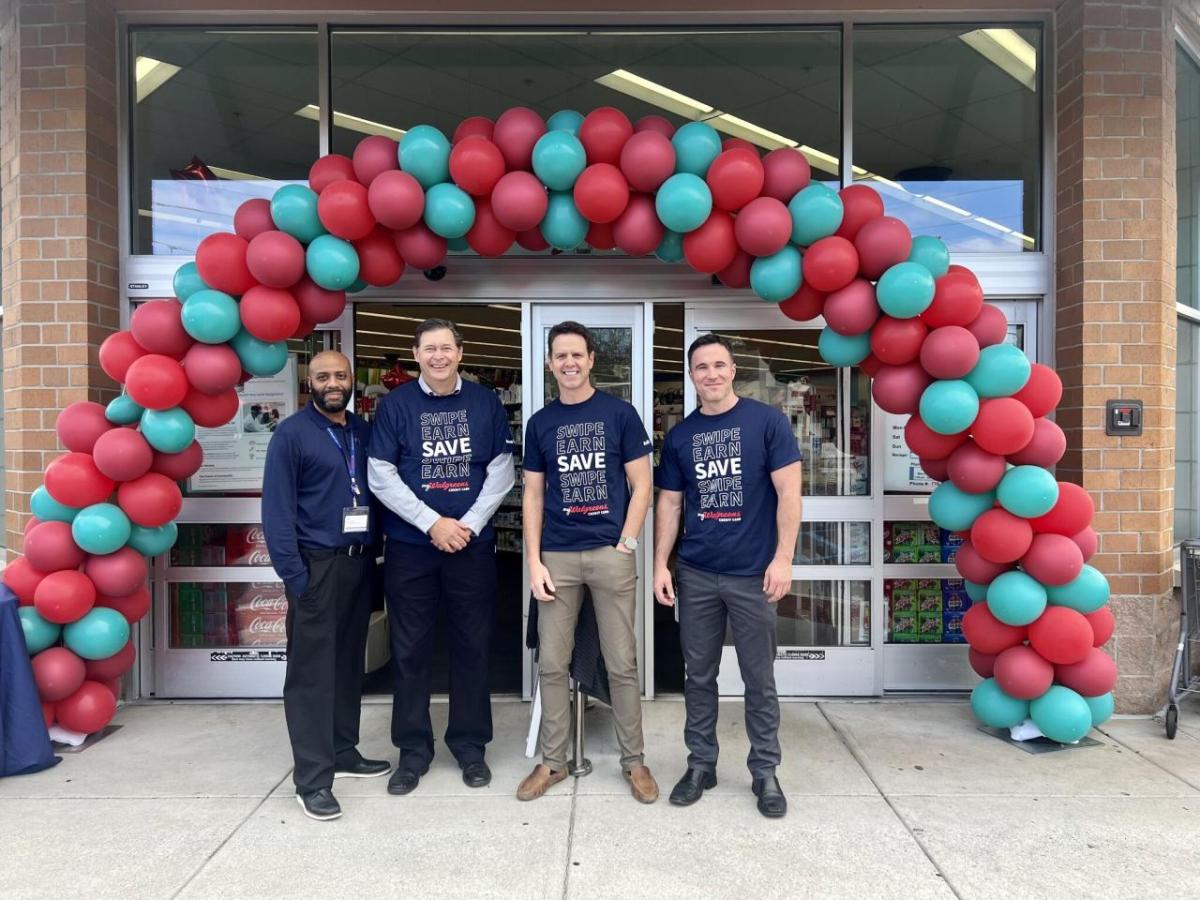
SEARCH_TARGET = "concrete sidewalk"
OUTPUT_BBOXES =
[1,697,1198,900]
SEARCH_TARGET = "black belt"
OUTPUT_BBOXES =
[300,543,371,559]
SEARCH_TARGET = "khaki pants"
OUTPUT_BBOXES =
[537,546,643,771]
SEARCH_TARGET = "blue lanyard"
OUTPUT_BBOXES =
[325,426,361,500]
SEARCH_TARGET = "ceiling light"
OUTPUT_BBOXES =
[135,56,181,102]
[959,29,1037,91]
[295,105,407,141]
[594,70,714,119]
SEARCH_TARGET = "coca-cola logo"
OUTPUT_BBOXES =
[247,617,287,635]
[243,527,266,543]
[244,549,272,565]
[242,596,287,612]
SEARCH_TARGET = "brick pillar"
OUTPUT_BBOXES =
[0,0,120,557]
[1055,0,1177,713]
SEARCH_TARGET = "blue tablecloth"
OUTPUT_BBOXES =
[0,584,58,777]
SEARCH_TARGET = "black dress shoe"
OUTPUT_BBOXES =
[752,776,787,818]
[461,760,492,788]
[334,754,391,779]
[296,788,342,821]
[668,768,717,806]
[387,761,430,795]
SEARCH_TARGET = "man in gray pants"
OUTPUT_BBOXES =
[653,333,801,818]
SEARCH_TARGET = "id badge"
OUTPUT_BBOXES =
[342,506,370,534]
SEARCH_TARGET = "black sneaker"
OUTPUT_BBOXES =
[669,768,717,806]
[296,788,342,821]
[334,753,391,779]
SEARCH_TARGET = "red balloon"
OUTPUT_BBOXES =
[871,362,931,415]
[96,585,151,625]
[994,645,1055,700]
[779,283,826,321]
[491,171,548,232]
[183,342,243,396]
[947,264,980,283]
[99,331,148,384]
[573,163,630,224]
[956,540,1016,584]
[971,398,1035,456]
[492,107,546,171]
[1028,606,1094,665]
[620,131,676,194]
[721,138,758,154]
[971,508,1034,564]
[920,325,980,379]
[351,135,398,187]
[354,225,406,285]
[516,228,550,252]
[84,639,136,682]
[466,197,516,258]
[1030,482,1095,536]
[308,154,357,194]
[130,300,194,357]
[24,521,86,573]
[969,647,997,678]
[962,602,1028,655]
[716,250,754,290]
[32,647,87,703]
[393,223,447,270]
[579,107,633,166]
[585,221,615,251]
[240,286,301,343]
[966,305,1009,348]
[41,701,55,729]
[854,216,913,280]
[85,547,148,598]
[683,211,738,274]
[182,386,240,429]
[449,135,506,197]
[835,184,885,242]
[292,276,347,325]
[117,472,183,528]
[860,353,883,377]
[92,428,154,483]
[453,116,495,144]
[760,148,811,202]
[1085,606,1115,646]
[612,193,664,257]
[4,557,48,605]
[292,316,317,340]
[317,179,375,242]
[870,316,928,366]
[905,415,968,459]
[45,453,114,508]
[125,354,189,411]
[803,235,859,293]
[707,148,765,212]
[56,680,117,734]
[1055,648,1117,697]
[823,279,879,336]
[195,232,255,296]
[56,402,114,454]
[150,440,204,481]
[734,197,792,257]
[1072,527,1099,563]
[1007,417,1067,468]
[1022,533,1085,586]
[634,115,676,138]
[947,440,1007,494]
[919,456,949,482]
[245,230,306,288]
[1013,363,1063,418]
[367,169,425,231]
[34,570,96,624]
[233,197,277,241]
[922,273,985,329]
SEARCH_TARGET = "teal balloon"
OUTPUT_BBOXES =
[546,109,585,136]
[140,407,196,453]
[750,246,803,303]
[399,124,451,190]
[908,235,950,277]
[446,236,470,252]
[532,130,588,191]
[986,570,1048,626]
[270,184,325,244]
[71,503,132,555]
[919,379,980,435]
[788,183,844,246]
[965,580,989,602]
[1085,692,1115,726]
[31,485,80,523]
[1030,685,1093,743]
[965,344,1032,399]
[347,278,368,293]
[172,261,207,301]
[929,481,995,532]
[423,183,476,239]
[971,678,1030,729]
[876,262,936,318]
[654,230,684,263]
[63,607,130,661]
[1046,565,1110,614]
[819,327,870,366]
[671,121,722,176]
[230,327,289,377]
[306,234,360,290]
[19,607,61,654]
[181,289,240,344]
[996,465,1060,518]
[540,191,589,251]
[105,393,144,426]
[655,173,712,233]
[128,521,178,557]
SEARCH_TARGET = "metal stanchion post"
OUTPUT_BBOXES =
[568,680,591,776]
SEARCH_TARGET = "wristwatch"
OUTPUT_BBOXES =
[618,536,639,551]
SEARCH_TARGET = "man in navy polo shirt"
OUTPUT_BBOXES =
[368,318,514,795]
[263,350,390,822]
[518,321,658,804]
[653,333,801,819]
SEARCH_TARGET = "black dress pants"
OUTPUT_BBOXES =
[385,537,496,768]
[283,548,373,794]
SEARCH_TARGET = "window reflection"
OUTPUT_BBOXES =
[725,580,870,648]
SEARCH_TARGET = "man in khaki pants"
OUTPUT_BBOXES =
[519,321,657,803]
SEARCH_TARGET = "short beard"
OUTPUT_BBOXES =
[313,386,351,413]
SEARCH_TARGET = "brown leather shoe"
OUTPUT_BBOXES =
[624,764,660,804]
[516,764,568,801]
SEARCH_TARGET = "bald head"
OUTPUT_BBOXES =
[308,351,353,416]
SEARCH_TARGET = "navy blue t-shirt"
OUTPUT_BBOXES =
[368,379,512,544]
[656,397,801,577]
[524,390,652,552]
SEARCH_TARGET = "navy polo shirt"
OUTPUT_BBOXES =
[262,401,374,596]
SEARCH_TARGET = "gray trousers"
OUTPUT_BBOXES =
[676,561,781,779]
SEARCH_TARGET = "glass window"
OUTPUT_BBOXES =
[886,578,971,644]
[169,581,286,649]
[130,27,320,255]
[1179,48,1200,311]
[732,580,870,648]
[170,524,270,567]
[794,521,871,565]
[1177,319,1200,542]
[852,25,1042,252]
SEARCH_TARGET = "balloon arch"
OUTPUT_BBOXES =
[9,107,1116,742]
